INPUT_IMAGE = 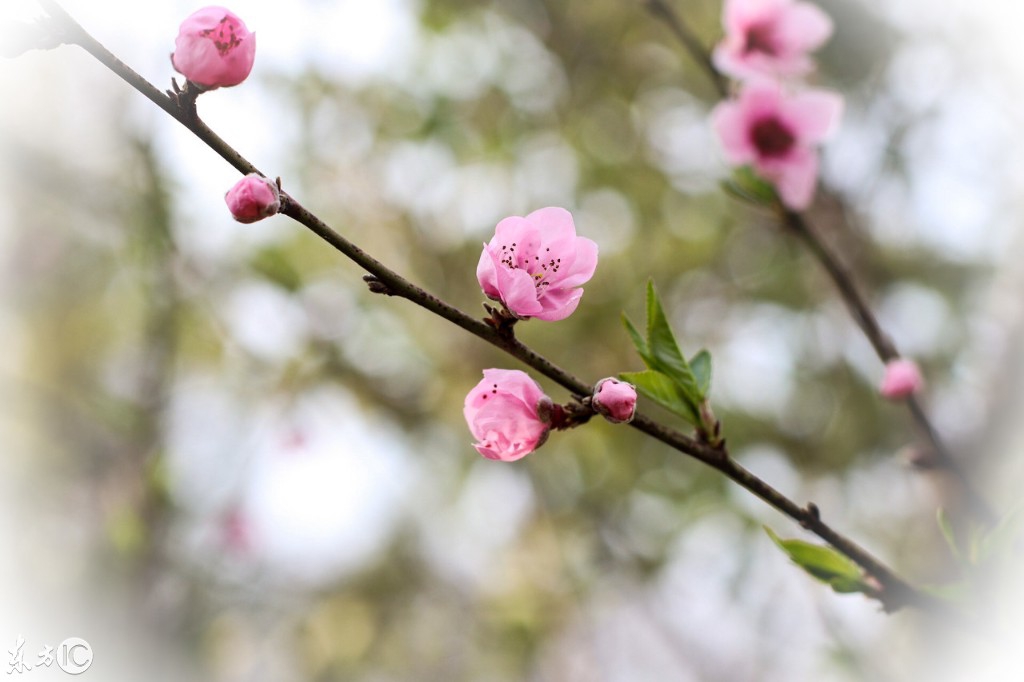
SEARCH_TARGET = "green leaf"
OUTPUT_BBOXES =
[764,527,873,595]
[643,282,702,405]
[732,166,779,206]
[622,312,652,368]
[690,350,712,398]
[720,179,762,206]
[620,369,700,426]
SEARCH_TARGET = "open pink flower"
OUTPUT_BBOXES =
[476,207,598,322]
[712,80,842,209]
[172,7,256,89]
[880,359,923,400]
[592,378,637,424]
[713,0,833,80]
[225,174,280,223]
[464,369,551,462]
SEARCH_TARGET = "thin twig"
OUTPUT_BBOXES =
[781,210,994,523]
[33,0,962,616]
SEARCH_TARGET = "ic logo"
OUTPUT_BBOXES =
[56,638,93,675]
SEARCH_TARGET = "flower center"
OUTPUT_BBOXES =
[201,16,243,56]
[498,242,562,290]
[743,23,777,56]
[750,117,795,158]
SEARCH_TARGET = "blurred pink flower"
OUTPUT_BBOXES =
[880,359,923,400]
[713,0,833,80]
[225,173,280,223]
[172,6,255,89]
[464,369,551,461]
[712,80,842,209]
[592,378,637,424]
[476,207,598,321]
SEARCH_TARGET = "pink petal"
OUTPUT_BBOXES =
[764,147,818,209]
[712,101,757,164]
[724,0,788,31]
[533,288,584,322]
[783,90,843,143]
[492,254,543,318]
[555,237,599,289]
[775,3,833,55]
[476,243,500,299]
[740,80,788,119]
[525,206,577,243]
[481,368,546,408]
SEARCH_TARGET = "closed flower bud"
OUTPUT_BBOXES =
[171,6,255,90]
[879,359,923,400]
[592,378,637,424]
[225,174,280,223]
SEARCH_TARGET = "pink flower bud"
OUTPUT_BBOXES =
[464,369,551,462]
[171,7,256,89]
[225,174,280,223]
[879,359,923,400]
[712,80,842,209]
[713,0,834,81]
[592,378,637,424]
[476,207,599,322]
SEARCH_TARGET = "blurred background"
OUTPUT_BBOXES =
[2,0,1024,679]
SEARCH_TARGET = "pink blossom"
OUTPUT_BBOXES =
[713,0,833,80]
[476,207,599,322]
[464,369,551,462]
[592,378,637,424]
[880,359,923,400]
[225,174,280,223]
[172,7,255,89]
[712,80,842,209]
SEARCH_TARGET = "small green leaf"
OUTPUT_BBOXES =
[690,350,712,398]
[764,527,873,595]
[644,281,702,404]
[622,313,652,367]
[732,166,779,206]
[720,179,762,206]
[620,369,700,426]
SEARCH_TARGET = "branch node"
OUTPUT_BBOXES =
[363,274,393,296]
[801,502,821,528]
[483,303,518,340]
[167,77,200,122]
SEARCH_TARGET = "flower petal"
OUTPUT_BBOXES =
[784,90,843,143]
[765,147,818,209]
[775,3,833,55]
